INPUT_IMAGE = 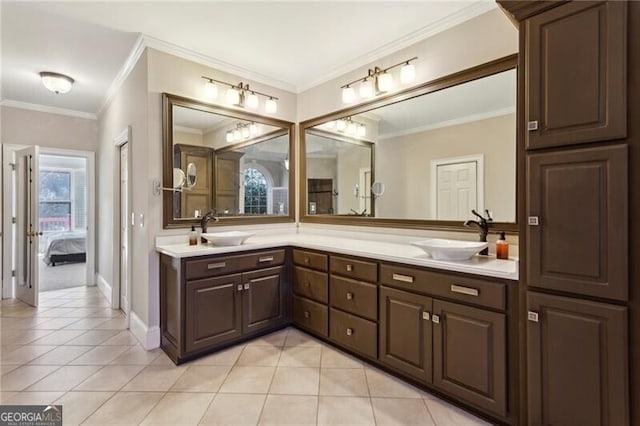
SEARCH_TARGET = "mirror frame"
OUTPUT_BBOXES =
[299,54,518,233]
[162,93,296,229]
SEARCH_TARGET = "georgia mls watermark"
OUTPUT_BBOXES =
[0,405,62,426]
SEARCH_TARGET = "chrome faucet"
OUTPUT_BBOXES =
[200,210,219,243]
[464,209,492,255]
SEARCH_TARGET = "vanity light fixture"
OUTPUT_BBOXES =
[40,71,74,94]
[328,117,366,138]
[201,76,279,114]
[340,56,417,104]
[226,122,257,143]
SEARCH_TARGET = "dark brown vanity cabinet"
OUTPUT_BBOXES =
[291,249,329,337]
[378,264,508,418]
[524,1,627,150]
[160,249,288,363]
[526,291,628,426]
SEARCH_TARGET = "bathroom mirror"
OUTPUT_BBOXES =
[173,168,186,189]
[300,55,518,231]
[162,93,295,228]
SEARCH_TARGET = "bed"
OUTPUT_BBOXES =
[42,231,87,266]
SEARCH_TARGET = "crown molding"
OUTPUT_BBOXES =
[297,2,497,93]
[1,99,97,120]
[174,125,203,136]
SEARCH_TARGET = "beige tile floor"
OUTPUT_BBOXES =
[1,286,491,425]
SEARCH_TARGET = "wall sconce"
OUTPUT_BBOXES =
[40,71,74,94]
[340,57,417,104]
[226,122,258,143]
[202,77,279,114]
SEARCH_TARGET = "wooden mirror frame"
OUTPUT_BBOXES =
[299,54,518,233]
[162,93,296,229]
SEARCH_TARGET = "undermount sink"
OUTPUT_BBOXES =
[411,238,488,261]
[201,231,254,246]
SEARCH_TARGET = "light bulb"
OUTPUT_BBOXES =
[357,124,366,137]
[377,72,393,92]
[265,98,277,113]
[226,131,234,143]
[359,79,374,98]
[247,92,259,109]
[347,121,357,135]
[242,126,250,139]
[400,62,416,84]
[342,86,356,103]
[336,119,346,131]
[226,87,240,105]
[249,123,258,135]
[204,80,218,99]
[233,129,241,141]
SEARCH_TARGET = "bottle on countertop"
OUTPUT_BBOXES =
[496,231,509,260]
[189,225,198,246]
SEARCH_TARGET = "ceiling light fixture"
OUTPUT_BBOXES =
[40,71,74,94]
[202,77,278,114]
[340,56,417,104]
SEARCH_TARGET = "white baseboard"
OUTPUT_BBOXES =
[130,311,161,350]
[96,273,112,305]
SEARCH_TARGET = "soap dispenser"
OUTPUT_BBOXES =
[189,225,198,246]
[496,231,509,260]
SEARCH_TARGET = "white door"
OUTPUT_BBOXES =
[15,146,40,306]
[436,161,478,220]
[119,143,129,316]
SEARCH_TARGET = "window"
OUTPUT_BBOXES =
[39,170,71,232]
[243,168,268,214]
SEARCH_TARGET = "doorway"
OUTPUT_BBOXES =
[430,154,484,220]
[307,178,334,214]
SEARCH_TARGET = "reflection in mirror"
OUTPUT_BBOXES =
[170,102,290,221]
[173,168,186,189]
[304,62,516,224]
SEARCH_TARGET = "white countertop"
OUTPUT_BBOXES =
[155,232,519,281]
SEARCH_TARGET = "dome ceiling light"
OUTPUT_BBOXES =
[40,71,74,94]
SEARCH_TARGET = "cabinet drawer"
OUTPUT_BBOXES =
[330,308,377,359]
[380,264,506,311]
[293,249,328,271]
[330,256,377,282]
[293,266,328,303]
[186,249,285,280]
[293,295,328,337]
[330,276,377,321]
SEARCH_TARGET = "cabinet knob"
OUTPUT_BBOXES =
[528,311,539,322]
[346,292,353,300]
[304,311,310,319]
[237,284,243,292]
[244,283,250,290]
[422,312,430,321]
[527,120,539,131]
[304,257,310,264]
[432,314,440,324]
[346,264,353,272]
[528,216,540,226]
[346,328,353,336]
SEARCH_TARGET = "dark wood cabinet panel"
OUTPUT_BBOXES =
[379,286,432,383]
[292,249,328,271]
[215,151,243,214]
[329,308,377,359]
[185,274,242,353]
[526,145,628,300]
[330,255,378,283]
[330,275,378,321]
[293,266,328,303]
[292,295,328,337]
[527,292,628,426]
[242,266,286,335]
[173,144,213,218]
[433,300,507,417]
[525,1,627,149]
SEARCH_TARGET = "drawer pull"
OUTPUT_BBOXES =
[346,292,354,300]
[346,264,353,272]
[346,328,353,336]
[304,257,310,264]
[259,256,274,263]
[432,314,440,324]
[207,262,226,270]
[528,311,539,323]
[244,283,250,290]
[237,284,243,292]
[422,312,430,321]
[304,311,310,319]
[392,273,414,283]
[250,276,273,284]
[450,285,479,297]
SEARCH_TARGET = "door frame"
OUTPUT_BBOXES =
[113,127,132,326]
[429,154,484,219]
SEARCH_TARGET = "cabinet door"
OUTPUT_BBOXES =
[242,266,286,334]
[527,292,628,426]
[432,300,506,417]
[185,274,242,353]
[527,145,628,300]
[525,1,627,149]
[379,286,432,383]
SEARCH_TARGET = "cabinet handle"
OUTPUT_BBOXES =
[258,256,274,263]
[237,284,243,292]
[527,120,539,131]
[346,328,353,336]
[450,285,479,297]
[244,283,250,290]
[346,292,353,300]
[304,257,310,264]
[422,312,430,321]
[346,264,353,272]
[392,273,414,283]
[528,216,540,226]
[207,262,226,270]
[432,314,440,324]
[304,311,310,319]
[528,311,539,323]
[250,276,273,284]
